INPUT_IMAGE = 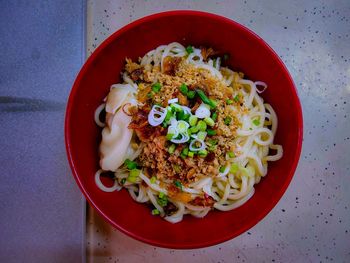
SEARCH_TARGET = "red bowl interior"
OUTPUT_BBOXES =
[65,11,303,249]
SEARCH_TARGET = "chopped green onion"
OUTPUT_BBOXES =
[189,115,198,126]
[224,116,232,125]
[187,90,196,99]
[186,45,194,54]
[197,131,207,141]
[157,192,168,207]
[228,151,235,158]
[187,129,192,136]
[174,164,181,173]
[152,209,160,215]
[196,89,217,109]
[174,180,182,190]
[207,129,217,136]
[183,113,190,122]
[177,120,189,133]
[127,169,140,183]
[168,144,176,154]
[152,82,161,92]
[188,151,194,158]
[211,112,218,122]
[147,92,154,98]
[234,94,240,102]
[230,163,239,174]
[129,169,140,177]
[197,120,207,132]
[121,178,126,185]
[179,83,188,95]
[208,145,216,152]
[166,133,174,140]
[182,147,189,156]
[226,99,233,105]
[177,110,185,120]
[208,139,218,145]
[210,99,217,108]
[189,126,199,134]
[219,166,226,173]
[150,176,157,184]
[204,117,215,127]
[249,127,253,130]
[170,103,183,112]
[164,109,173,123]
[252,119,260,126]
[177,111,190,121]
[124,159,137,170]
[198,149,208,157]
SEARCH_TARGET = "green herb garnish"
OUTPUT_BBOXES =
[189,126,199,134]
[174,180,183,190]
[150,176,157,184]
[186,45,194,54]
[168,144,176,154]
[208,139,218,145]
[198,149,208,157]
[196,89,217,109]
[181,147,189,156]
[228,151,235,158]
[197,120,207,131]
[211,112,218,122]
[207,129,217,136]
[197,131,207,141]
[152,82,161,92]
[174,164,181,173]
[252,119,260,126]
[127,169,140,183]
[157,192,168,207]
[166,133,174,140]
[219,166,226,173]
[152,209,160,215]
[124,159,137,170]
[204,117,215,127]
[179,83,188,95]
[187,90,196,99]
[189,115,198,126]
[230,163,239,174]
[224,116,232,125]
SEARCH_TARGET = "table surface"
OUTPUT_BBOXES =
[0,1,85,262]
[86,1,350,262]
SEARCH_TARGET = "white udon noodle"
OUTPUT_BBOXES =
[94,42,283,223]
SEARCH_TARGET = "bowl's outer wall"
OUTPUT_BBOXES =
[65,11,303,249]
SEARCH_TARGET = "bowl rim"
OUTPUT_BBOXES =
[65,10,303,249]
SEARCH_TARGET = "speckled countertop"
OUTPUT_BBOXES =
[0,1,85,262]
[86,1,350,262]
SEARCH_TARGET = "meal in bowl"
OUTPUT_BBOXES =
[94,42,283,223]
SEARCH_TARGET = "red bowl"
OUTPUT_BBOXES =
[65,11,303,249]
